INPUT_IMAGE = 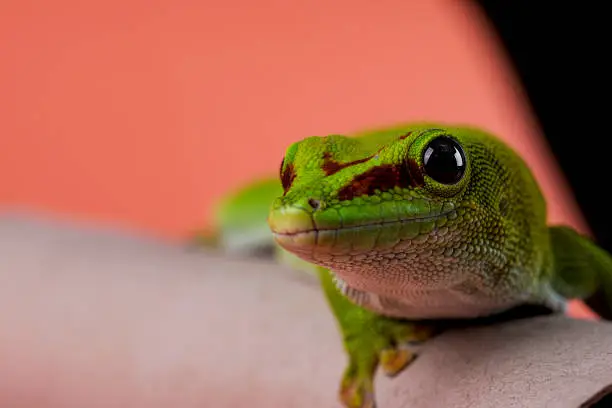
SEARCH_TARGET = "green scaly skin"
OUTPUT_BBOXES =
[200,123,612,408]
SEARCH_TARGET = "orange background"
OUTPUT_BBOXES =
[0,0,596,318]
[0,0,588,240]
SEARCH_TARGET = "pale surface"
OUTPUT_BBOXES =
[0,214,610,408]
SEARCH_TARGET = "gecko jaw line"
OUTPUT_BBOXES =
[273,210,456,237]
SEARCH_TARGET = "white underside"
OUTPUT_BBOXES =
[332,273,567,319]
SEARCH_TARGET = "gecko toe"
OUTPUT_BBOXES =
[380,347,416,377]
[340,375,376,408]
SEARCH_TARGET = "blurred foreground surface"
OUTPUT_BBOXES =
[0,213,610,408]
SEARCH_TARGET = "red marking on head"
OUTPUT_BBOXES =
[280,160,296,195]
[322,152,373,176]
[406,158,424,187]
[322,132,412,176]
[337,164,413,201]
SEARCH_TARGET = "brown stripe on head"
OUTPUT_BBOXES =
[337,164,421,201]
[280,161,296,195]
[407,157,424,187]
[322,132,412,176]
[322,152,374,176]
[399,131,413,140]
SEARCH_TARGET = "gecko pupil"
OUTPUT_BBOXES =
[422,136,466,184]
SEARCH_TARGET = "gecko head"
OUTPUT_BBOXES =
[267,125,545,298]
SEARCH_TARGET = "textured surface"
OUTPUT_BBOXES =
[377,315,612,408]
[0,213,611,408]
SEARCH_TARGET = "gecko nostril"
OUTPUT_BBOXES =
[308,198,321,210]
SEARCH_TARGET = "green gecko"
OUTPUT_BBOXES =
[200,123,612,408]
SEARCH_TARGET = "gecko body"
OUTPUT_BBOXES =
[203,123,612,408]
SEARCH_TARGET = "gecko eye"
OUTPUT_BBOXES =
[422,136,466,184]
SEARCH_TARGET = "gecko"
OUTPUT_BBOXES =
[198,123,612,408]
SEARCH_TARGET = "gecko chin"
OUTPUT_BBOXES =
[268,202,512,301]
[273,215,466,286]
[267,200,477,293]
[273,220,516,315]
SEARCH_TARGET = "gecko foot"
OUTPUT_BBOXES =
[338,317,437,408]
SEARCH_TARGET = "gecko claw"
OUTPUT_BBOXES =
[340,369,376,408]
[380,347,416,377]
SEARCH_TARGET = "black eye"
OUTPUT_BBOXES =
[422,136,466,184]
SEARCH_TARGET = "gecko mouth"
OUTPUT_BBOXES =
[268,205,457,254]
[271,212,450,237]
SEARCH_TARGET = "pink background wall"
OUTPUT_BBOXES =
[0,0,597,320]
[0,0,587,241]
